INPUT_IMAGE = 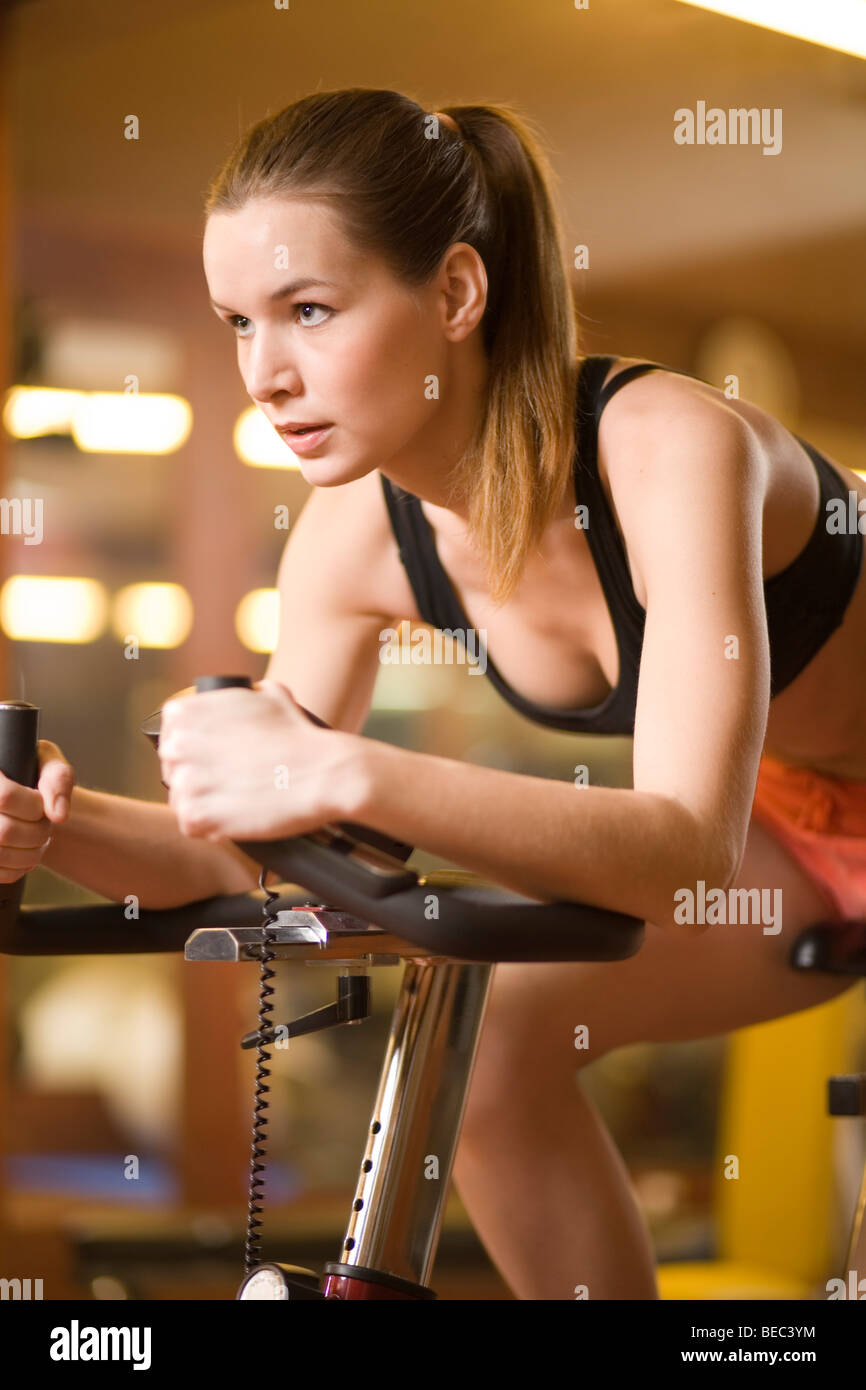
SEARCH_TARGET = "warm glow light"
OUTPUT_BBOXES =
[3,387,84,439]
[72,393,192,454]
[0,576,108,643]
[673,0,866,58]
[3,386,193,454]
[111,583,193,649]
[235,588,279,652]
[234,406,302,469]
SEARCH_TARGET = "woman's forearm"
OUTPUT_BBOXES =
[352,741,728,931]
[42,785,266,910]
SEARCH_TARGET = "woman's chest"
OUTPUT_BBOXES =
[383,512,624,712]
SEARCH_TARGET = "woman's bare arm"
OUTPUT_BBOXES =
[41,786,265,909]
[350,741,710,929]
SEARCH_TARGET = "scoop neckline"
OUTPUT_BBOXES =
[405,353,629,723]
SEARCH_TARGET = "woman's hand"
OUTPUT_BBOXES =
[158,680,368,842]
[0,739,74,884]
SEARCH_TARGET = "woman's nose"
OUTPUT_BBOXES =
[243,332,297,402]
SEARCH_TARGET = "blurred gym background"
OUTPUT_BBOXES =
[0,0,864,1299]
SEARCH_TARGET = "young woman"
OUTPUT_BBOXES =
[13,88,866,1300]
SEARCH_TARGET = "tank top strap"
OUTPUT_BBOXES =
[576,354,711,621]
[379,473,446,629]
[574,356,649,635]
[595,359,692,420]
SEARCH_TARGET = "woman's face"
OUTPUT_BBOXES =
[203,196,471,488]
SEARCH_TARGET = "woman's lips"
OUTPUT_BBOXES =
[279,424,333,454]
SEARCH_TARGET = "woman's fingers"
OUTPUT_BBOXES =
[0,813,53,881]
[0,843,51,879]
[36,739,75,821]
[0,740,71,884]
[0,769,48,822]
[0,810,53,851]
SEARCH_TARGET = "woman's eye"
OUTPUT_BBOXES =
[226,303,331,336]
[295,302,331,328]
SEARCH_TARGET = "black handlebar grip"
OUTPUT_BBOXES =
[0,700,41,925]
[194,675,253,694]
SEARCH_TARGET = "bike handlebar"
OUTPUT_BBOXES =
[0,679,645,964]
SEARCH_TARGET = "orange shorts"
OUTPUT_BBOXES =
[751,751,866,922]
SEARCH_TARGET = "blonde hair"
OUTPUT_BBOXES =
[205,88,580,605]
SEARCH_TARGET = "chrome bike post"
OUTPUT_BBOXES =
[327,958,493,1291]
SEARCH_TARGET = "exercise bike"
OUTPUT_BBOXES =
[1,680,864,1301]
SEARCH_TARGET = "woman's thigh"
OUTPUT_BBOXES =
[462,815,861,1114]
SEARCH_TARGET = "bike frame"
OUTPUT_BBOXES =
[187,906,866,1301]
[186,908,493,1299]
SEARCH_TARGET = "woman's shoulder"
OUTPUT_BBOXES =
[591,354,741,488]
[588,353,860,592]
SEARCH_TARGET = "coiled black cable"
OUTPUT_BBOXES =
[243,867,281,1275]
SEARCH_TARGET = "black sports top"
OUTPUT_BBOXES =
[379,354,863,736]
